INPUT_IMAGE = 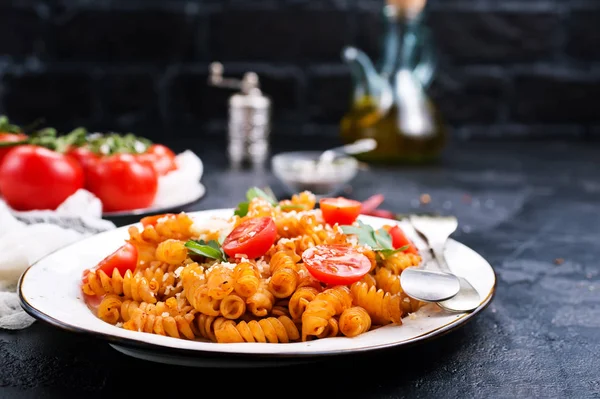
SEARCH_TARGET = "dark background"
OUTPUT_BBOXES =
[0,0,599,141]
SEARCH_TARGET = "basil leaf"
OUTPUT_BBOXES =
[339,225,364,236]
[340,224,380,249]
[340,221,410,254]
[378,245,410,258]
[246,187,278,206]
[185,240,225,262]
[234,202,249,217]
[374,227,393,249]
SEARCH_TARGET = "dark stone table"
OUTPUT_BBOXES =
[2,137,599,398]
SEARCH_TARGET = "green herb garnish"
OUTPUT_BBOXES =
[234,186,278,217]
[340,220,409,257]
[185,239,227,262]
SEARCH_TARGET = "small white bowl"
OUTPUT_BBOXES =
[271,151,359,198]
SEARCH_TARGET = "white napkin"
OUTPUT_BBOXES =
[153,150,205,209]
[0,190,116,329]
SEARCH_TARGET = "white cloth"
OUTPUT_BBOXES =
[0,190,115,329]
[0,149,204,330]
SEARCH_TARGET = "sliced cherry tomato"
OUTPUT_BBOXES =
[140,213,176,227]
[302,244,371,285]
[222,216,277,259]
[137,144,178,176]
[384,224,419,254]
[86,153,158,212]
[0,132,28,168]
[83,242,138,282]
[0,145,84,211]
[319,197,362,226]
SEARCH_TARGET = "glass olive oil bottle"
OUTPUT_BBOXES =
[340,1,446,164]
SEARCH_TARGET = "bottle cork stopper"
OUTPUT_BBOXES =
[386,0,426,16]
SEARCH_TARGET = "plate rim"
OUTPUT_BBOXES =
[18,210,497,359]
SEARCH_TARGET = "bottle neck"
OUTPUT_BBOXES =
[379,7,423,79]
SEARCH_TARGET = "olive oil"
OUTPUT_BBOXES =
[340,0,446,164]
[340,96,446,164]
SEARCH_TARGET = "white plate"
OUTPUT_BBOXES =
[18,209,496,367]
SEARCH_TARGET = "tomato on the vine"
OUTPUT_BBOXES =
[383,224,419,254]
[302,244,371,285]
[137,144,177,176]
[222,216,277,259]
[0,132,27,168]
[66,146,100,170]
[319,197,362,226]
[0,145,84,211]
[86,153,158,212]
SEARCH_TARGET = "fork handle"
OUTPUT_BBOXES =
[428,238,453,275]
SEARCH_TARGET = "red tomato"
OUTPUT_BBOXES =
[140,213,176,227]
[319,197,362,226]
[82,242,138,283]
[138,144,177,176]
[0,145,84,211]
[66,146,100,170]
[302,244,371,285]
[222,216,277,259]
[86,153,158,212]
[0,132,28,168]
[384,225,419,254]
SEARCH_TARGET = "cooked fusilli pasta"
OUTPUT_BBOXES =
[82,189,426,343]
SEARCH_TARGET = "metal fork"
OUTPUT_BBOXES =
[408,214,481,313]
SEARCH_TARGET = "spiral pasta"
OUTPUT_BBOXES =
[128,213,195,265]
[350,281,403,325]
[380,251,422,275]
[214,316,300,343]
[83,269,159,304]
[288,285,319,322]
[233,261,261,298]
[123,307,197,339]
[268,250,300,298]
[339,306,372,337]
[302,285,353,341]
[97,294,122,324]
[83,189,426,344]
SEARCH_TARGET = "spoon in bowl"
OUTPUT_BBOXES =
[318,138,377,164]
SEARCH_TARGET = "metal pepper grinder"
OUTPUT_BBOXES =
[208,62,271,168]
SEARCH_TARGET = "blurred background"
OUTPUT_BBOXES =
[0,0,598,142]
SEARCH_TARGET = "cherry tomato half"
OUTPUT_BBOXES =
[82,242,138,283]
[222,216,277,259]
[384,224,419,254]
[140,213,176,227]
[319,197,362,226]
[86,153,158,212]
[0,145,84,211]
[302,244,371,286]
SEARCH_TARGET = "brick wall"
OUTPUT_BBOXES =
[0,0,598,141]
